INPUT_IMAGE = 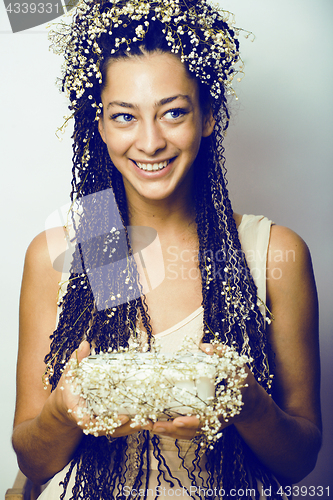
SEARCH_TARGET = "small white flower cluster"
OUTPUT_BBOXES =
[49,0,247,125]
[65,338,249,448]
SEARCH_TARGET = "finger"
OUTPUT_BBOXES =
[118,415,130,426]
[172,416,200,430]
[200,342,228,356]
[111,416,144,437]
[152,420,198,440]
[79,414,132,437]
[60,342,91,407]
[152,420,173,434]
[142,420,154,431]
[153,418,198,433]
[70,340,91,363]
[200,343,214,355]
[62,341,90,382]
[104,414,131,434]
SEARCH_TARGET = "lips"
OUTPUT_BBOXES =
[135,160,171,172]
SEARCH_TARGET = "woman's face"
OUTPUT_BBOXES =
[98,52,214,206]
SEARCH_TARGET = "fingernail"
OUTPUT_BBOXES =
[154,427,166,434]
[173,421,185,427]
[119,416,129,425]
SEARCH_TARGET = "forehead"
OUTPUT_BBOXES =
[101,52,200,104]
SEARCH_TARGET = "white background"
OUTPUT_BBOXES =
[1,0,332,496]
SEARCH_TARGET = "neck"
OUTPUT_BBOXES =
[125,182,196,235]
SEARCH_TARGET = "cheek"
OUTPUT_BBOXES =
[169,120,202,150]
[104,129,132,158]
[178,124,203,157]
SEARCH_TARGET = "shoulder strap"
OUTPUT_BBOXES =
[237,215,273,319]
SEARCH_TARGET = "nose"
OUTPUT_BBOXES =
[135,120,167,156]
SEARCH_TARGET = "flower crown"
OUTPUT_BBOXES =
[49,0,250,126]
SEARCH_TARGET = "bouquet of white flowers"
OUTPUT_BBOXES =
[65,339,249,447]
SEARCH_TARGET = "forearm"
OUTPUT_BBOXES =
[12,392,83,485]
[235,384,322,484]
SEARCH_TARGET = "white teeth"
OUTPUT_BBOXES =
[136,160,169,171]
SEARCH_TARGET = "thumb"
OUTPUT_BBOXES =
[72,340,91,363]
[200,342,228,356]
[200,343,214,355]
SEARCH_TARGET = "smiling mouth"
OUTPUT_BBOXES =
[135,160,171,172]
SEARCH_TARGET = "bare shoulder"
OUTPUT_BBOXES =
[25,226,67,272]
[268,224,311,261]
[267,224,315,292]
[20,227,66,338]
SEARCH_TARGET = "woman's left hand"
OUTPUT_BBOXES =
[199,343,264,428]
[150,342,252,440]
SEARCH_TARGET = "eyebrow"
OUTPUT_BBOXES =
[106,94,192,111]
[158,94,192,106]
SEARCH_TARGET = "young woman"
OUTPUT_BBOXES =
[12,0,321,498]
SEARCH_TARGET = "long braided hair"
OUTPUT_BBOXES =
[45,1,279,498]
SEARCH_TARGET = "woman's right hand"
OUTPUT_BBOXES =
[54,340,149,437]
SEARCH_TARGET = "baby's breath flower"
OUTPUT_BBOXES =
[66,338,248,445]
